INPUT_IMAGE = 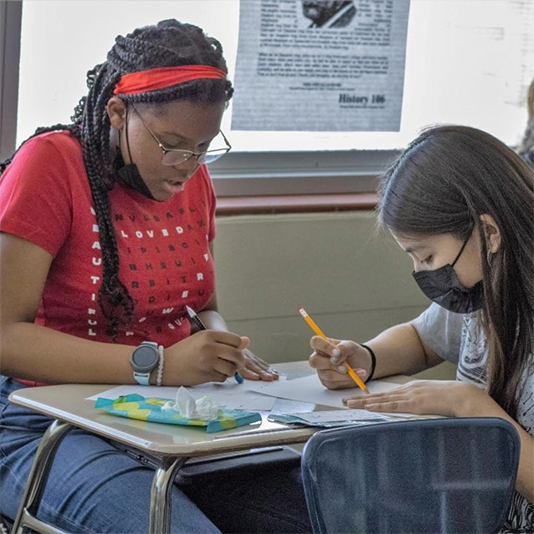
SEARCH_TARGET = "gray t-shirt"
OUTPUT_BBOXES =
[413,303,534,532]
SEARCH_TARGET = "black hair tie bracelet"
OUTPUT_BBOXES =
[359,343,376,384]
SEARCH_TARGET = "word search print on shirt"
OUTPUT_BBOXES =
[86,194,215,344]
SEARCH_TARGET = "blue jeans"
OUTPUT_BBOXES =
[0,377,311,534]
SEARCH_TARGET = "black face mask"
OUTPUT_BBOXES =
[113,151,155,200]
[113,108,155,200]
[412,231,484,314]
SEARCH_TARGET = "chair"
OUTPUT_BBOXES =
[301,417,520,534]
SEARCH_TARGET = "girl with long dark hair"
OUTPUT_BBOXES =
[309,125,533,530]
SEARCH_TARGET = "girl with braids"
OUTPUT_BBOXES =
[0,19,309,534]
[309,125,534,531]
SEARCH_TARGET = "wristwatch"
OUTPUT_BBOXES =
[130,341,159,385]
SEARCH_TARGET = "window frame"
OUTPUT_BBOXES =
[0,0,22,162]
[208,149,398,196]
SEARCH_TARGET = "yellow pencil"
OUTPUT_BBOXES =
[298,307,370,395]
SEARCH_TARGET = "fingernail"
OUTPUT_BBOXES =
[337,365,347,373]
[356,369,367,377]
[332,348,341,357]
[269,367,279,374]
[330,356,340,365]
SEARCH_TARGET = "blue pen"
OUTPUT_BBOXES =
[185,306,244,384]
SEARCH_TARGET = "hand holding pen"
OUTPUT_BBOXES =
[186,306,245,384]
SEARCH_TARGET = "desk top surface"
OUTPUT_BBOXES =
[8,362,319,456]
[9,362,409,457]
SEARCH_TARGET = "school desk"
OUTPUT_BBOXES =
[8,361,409,534]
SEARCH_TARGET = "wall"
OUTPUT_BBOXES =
[214,211,457,380]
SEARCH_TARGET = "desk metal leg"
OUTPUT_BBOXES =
[11,420,71,534]
[149,456,189,534]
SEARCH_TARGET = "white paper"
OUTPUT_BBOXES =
[294,409,385,423]
[232,0,410,132]
[289,409,420,423]
[244,374,399,408]
[87,380,279,411]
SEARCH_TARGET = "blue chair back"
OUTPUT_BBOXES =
[301,417,520,534]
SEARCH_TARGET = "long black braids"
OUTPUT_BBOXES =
[0,19,233,340]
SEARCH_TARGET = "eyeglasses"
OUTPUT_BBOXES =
[130,104,231,167]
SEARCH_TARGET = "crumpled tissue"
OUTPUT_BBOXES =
[161,387,220,419]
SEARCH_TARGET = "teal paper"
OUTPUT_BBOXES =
[95,394,261,433]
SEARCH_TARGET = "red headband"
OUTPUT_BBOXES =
[113,65,227,95]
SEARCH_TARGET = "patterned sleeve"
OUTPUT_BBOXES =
[0,136,72,256]
[411,303,464,364]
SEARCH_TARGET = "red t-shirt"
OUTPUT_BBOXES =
[0,131,217,350]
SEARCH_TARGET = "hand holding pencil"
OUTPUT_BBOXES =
[299,307,371,394]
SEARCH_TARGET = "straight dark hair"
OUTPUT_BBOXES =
[378,125,534,418]
[0,19,233,340]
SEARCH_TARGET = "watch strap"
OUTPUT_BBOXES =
[133,371,151,386]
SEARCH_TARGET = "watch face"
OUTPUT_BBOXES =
[132,345,158,373]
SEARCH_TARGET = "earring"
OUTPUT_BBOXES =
[486,250,493,267]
